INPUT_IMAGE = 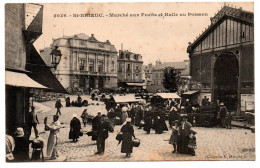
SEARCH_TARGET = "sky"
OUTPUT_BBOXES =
[33,2,254,65]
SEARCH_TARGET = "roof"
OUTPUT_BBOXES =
[65,33,90,40]
[188,6,254,50]
[26,44,67,93]
[112,94,139,103]
[153,62,187,70]
[153,93,180,99]
[182,90,198,95]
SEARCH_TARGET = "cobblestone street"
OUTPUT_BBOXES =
[33,96,255,161]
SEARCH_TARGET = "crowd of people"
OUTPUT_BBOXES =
[6,92,236,162]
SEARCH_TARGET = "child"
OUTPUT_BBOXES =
[169,120,179,153]
[188,129,197,156]
[226,111,233,129]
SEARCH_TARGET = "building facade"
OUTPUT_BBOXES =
[117,50,144,87]
[40,33,118,91]
[143,63,153,85]
[187,6,254,113]
[5,3,65,141]
[145,60,190,93]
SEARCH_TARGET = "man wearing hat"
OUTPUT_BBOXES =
[92,111,103,154]
[219,102,227,128]
[13,127,30,161]
[95,113,113,155]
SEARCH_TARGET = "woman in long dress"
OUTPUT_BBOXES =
[69,114,82,142]
[120,118,136,157]
[46,115,61,160]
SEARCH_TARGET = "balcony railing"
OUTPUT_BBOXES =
[118,78,143,82]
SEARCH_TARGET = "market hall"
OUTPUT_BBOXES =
[187,5,254,115]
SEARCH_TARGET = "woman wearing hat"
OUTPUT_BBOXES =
[69,113,82,142]
[120,118,136,157]
[13,127,30,161]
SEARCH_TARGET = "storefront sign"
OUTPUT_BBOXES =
[241,94,255,111]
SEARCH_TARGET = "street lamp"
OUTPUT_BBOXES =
[50,46,62,70]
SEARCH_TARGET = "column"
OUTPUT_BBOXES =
[95,53,98,72]
[237,49,241,116]
[107,54,109,72]
[86,52,89,71]
[95,77,99,89]
[76,52,79,71]
[211,52,215,104]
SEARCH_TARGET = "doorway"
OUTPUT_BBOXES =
[214,52,239,111]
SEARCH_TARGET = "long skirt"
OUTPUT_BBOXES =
[47,134,57,157]
[121,133,133,153]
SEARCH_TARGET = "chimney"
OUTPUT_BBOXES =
[91,34,94,37]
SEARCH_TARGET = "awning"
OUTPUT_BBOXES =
[5,71,47,89]
[112,94,139,103]
[154,93,181,99]
[182,90,198,95]
[127,83,146,86]
[26,44,67,93]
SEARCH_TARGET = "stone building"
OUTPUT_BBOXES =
[143,63,153,85]
[187,5,254,113]
[117,50,144,88]
[5,3,65,143]
[145,60,190,93]
[40,33,118,91]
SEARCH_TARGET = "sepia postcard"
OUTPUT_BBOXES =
[4,1,255,163]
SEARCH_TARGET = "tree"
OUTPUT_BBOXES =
[162,67,181,92]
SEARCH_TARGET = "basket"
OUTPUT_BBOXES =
[132,138,140,147]
[116,132,123,141]
[31,141,44,149]
[188,137,197,149]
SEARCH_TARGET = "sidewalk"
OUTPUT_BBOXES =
[232,120,253,129]
[34,102,52,113]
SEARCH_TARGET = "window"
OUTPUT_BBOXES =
[120,53,124,59]
[127,74,131,79]
[155,73,159,78]
[127,64,131,71]
[79,59,86,70]
[126,54,130,60]
[98,61,103,73]
[118,63,122,72]
[89,60,94,72]
[136,65,139,70]
[134,54,138,60]
[111,61,115,71]
[160,73,164,78]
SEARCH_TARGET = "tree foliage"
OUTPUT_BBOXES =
[162,67,181,92]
